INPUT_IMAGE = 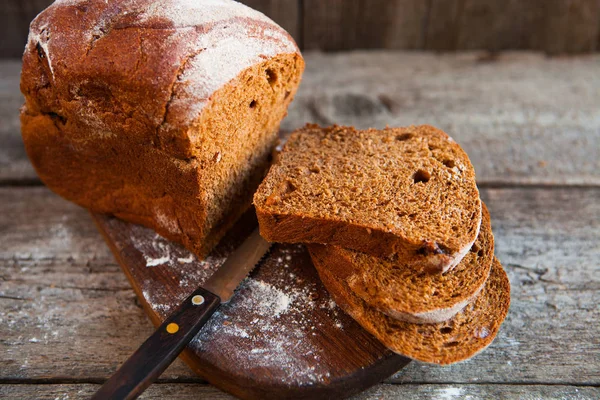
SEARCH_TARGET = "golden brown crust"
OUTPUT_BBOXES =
[21,0,301,159]
[20,0,304,258]
[311,254,511,365]
[307,204,494,323]
[255,124,482,273]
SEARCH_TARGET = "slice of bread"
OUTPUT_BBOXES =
[310,254,511,365]
[308,203,494,324]
[254,124,482,273]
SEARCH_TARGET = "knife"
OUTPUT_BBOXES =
[91,229,271,400]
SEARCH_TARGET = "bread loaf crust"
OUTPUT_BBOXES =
[21,0,304,258]
[22,0,299,158]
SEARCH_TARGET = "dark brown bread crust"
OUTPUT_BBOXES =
[311,254,511,365]
[308,204,494,324]
[20,0,304,258]
[255,124,482,273]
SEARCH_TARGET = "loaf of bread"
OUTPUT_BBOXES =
[20,0,304,258]
[254,124,482,273]
[308,203,494,324]
[311,254,511,365]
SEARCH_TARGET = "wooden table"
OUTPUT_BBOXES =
[1,51,599,399]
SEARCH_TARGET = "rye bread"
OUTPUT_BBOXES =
[308,203,494,324]
[310,254,511,365]
[20,0,304,258]
[254,124,482,273]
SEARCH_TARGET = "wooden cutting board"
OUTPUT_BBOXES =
[92,209,410,400]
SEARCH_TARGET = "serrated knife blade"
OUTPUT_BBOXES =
[92,228,271,400]
[203,229,271,302]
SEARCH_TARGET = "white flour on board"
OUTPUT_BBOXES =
[130,224,204,269]
[130,227,347,385]
[190,245,347,385]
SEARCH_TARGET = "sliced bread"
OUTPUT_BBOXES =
[310,253,511,365]
[307,203,494,324]
[254,124,482,273]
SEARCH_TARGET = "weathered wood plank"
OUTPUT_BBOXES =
[424,0,600,54]
[0,383,598,400]
[361,384,600,399]
[0,187,197,381]
[281,51,600,186]
[533,0,600,54]
[303,0,428,51]
[240,0,300,44]
[0,384,233,400]
[425,0,541,52]
[3,53,600,186]
[302,0,600,53]
[1,186,598,385]
[3,1,600,56]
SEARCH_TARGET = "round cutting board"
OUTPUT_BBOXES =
[92,209,410,399]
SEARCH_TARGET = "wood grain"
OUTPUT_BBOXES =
[3,53,600,186]
[425,0,540,52]
[1,186,598,387]
[1,383,598,400]
[301,0,600,53]
[533,0,600,54]
[302,0,428,50]
[0,187,196,381]
[2,0,600,55]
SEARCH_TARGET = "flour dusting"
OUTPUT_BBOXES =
[127,221,348,385]
[154,209,181,236]
[145,254,171,267]
[28,0,298,130]
[177,255,195,264]
[437,387,465,400]
[130,225,203,270]
[246,280,293,317]
[188,244,348,385]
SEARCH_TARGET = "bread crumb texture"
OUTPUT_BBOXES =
[20,0,304,258]
[311,253,510,365]
[255,124,482,272]
[308,203,494,324]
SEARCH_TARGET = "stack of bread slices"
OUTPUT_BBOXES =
[254,124,510,365]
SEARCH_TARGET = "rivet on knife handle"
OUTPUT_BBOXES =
[91,287,221,400]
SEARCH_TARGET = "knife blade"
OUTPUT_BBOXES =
[203,228,272,302]
[91,229,271,400]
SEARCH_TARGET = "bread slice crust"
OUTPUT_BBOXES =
[255,124,482,273]
[308,203,494,324]
[310,254,511,365]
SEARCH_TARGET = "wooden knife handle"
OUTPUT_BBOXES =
[91,287,221,400]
